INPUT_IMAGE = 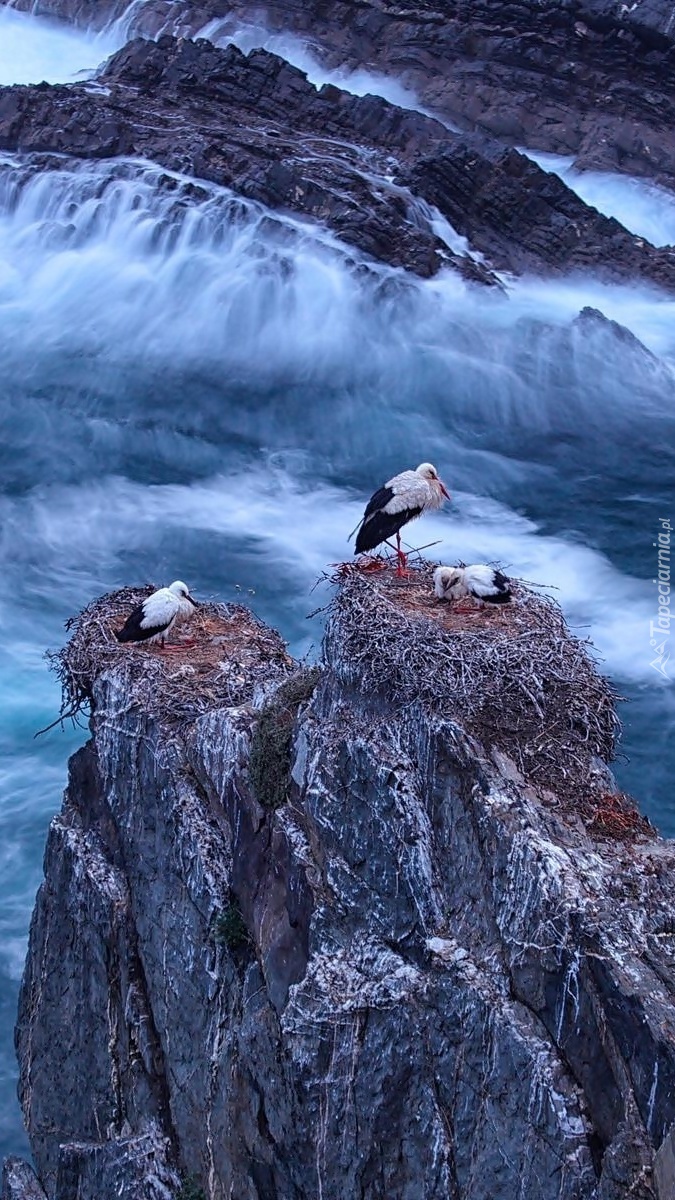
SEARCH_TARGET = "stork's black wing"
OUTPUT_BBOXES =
[480,570,512,604]
[361,485,394,523]
[116,603,168,643]
[355,501,423,554]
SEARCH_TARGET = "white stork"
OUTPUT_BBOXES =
[353,462,450,574]
[115,580,198,648]
[434,564,512,607]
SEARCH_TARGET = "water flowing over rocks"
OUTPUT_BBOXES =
[190,0,675,183]
[1,35,675,285]
[7,573,675,1199]
[14,0,675,187]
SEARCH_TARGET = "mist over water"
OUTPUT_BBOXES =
[0,7,121,84]
[1,9,675,1165]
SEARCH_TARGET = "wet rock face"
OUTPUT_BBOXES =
[1,1158,47,1200]
[225,0,675,181]
[11,578,675,1199]
[16,0,675,185]
[1,37,675,286]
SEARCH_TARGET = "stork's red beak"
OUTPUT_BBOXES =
[440,481,450,500]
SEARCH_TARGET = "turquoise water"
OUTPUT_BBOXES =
[1,11,675,1166]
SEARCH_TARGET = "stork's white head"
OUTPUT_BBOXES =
[433,565,466,600]
[415,462,450,500]
[169,580,197,606]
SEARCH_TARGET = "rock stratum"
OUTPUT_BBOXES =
[2,33,675,286]
[14,0,675,185]
[4,567,675,1200]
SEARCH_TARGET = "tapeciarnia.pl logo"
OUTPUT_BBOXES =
[650,517,672,679]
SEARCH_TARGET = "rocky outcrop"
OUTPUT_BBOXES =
[9,568,675,1199]
[2,36,675,287]
[125,0,675,185]
[14,0,675,187]
[1,1158,46,1200]
[192,0,675,182]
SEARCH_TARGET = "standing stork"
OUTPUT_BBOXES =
[115,580,198,649]
[353,462,450,574]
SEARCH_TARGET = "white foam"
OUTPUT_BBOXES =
[525,150,675,249]
[0,7,121,86]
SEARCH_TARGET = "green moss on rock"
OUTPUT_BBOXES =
[249,667,321,809]
[212,902,249,950]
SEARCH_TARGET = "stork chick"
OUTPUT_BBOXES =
[434,564,512,607]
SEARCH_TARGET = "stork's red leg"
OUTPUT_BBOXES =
[383,534,411,577]
[394,531,411,577]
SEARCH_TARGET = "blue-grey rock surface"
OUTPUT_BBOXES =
[8,571,675,1199]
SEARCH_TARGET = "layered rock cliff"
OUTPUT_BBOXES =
[13,0,675,186]
[5,566,675,1200]
[3,34,675,287]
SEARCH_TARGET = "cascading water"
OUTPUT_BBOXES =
[524,149,675,247]
[1,6,675,1168]
[0,6,121,84]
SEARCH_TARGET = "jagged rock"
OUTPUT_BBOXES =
[1,36,675,288]
[54,1127,180,1200]
[8,570,675,1198]
[1,1159,46,1200]
[16,0,675,187]
[400,141,675,282]
[141,0,675,185]
[574,306,659,361]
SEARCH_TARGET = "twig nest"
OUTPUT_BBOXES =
[325,561,622,809]
[48,587,293,727]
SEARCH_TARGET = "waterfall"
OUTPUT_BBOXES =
[0,5,121,84]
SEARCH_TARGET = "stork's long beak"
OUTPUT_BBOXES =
[439,481,451,500]
[187,595,198,607]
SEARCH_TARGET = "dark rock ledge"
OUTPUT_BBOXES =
[4,565,675,1200]
[2,36,675,288]
[15,0,675,186]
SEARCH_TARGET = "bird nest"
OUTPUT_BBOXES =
[45,585,294,730]
[325,560,645,829]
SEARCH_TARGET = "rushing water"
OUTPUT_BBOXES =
[525,150,675,247]
[1,8,675,1165]
[0,6,121,84]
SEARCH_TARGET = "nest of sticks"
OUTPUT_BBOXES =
[326,560,637,822]
[45,585,293,730]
